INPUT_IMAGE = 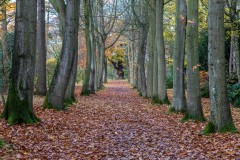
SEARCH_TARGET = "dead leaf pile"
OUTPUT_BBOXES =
[0,80,239,159]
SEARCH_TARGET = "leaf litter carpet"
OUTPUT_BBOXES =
[0,80,240,159]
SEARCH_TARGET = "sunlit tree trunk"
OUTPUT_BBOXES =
[171,0,187,112]
[204,0,236,133]
[35,0,47,96]
[185,0,204,121]
[2,0,40,124]
[45,0,80,109]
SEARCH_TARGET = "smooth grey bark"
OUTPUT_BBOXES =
[89,2,96,93]
[35,0,47,96]
[151,1,158,98]
[81,0,92,95]
[46,0,79,109]
[185,0,204,121]
[0,2,9,106]
[156,0,168,103]
[205,0,236,133]
[65,2,80,101]
[49,0,79,102]
[139,27,148,97]
[49,0,66,36]
[146,2,154,98]
[2,0,39,124]
[171,0,187,112]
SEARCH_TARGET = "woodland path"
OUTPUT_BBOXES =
[0,80,240,159]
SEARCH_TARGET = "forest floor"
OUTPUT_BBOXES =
[0,80,240,159]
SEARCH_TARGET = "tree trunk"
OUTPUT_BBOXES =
[171,0,187,112]
[204,0,236,133]
[156,0,169,104]
[152,1,158,98]
[139,27,148,97]
[81,0,92,95]
[104,56,108,82]
[185,0,204,121]
[35,0,47,96]
[49,0,66,37]
[0,2,9,106]
[45,0,79,109]
[64,4,80,101]
[146,3,154,98]
[2,0,39,124]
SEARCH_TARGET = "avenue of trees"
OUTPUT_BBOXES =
[0,0,239,134]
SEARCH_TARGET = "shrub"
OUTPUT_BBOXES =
[199,71,209,98]
[200,81,209,98]
[166,71,173,89]
[227,83,240,107]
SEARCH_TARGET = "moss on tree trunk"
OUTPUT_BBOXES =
[2,84,39,125]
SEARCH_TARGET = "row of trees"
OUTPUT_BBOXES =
[0,0,238,134]
[126,0,237,134]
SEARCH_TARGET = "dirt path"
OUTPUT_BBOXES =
[0,80,240,159]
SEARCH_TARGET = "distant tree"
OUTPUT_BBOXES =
[2,0,40,124]
[107,46,126,79]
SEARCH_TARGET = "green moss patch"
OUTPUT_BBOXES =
[181,113,205,122]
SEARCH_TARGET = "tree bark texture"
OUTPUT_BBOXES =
[206,0,236,133]
[185,0,204,121]
[2,0,39,124]
[35,0,47,95]
[156,0,169,103]
[172,0,187,112]
[46,0,79,109]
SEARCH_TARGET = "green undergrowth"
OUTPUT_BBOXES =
[181,113,205,123]
[151,96,171,105]
[44,93,66,110]
[2,83,40,125]
[168,106,185,114]
[202,121,237,135]
[80,91,91,96]
[0,139,6,149]
[64,97,76,106]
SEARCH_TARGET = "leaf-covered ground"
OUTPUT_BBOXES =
[0,80,240,159]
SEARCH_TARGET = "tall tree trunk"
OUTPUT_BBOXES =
[45,0,79,109]
[35,0,47,96]
[65,5,80,102]
[146,3,154,98]
[81,0,92,95]
[229,27,237,77]
[156,0,169,104]
[152,1,158,98]
[49,0,66,37]
[185,0,204,121]
[0,2,9,106]
[2,0,39,124]
[204,0,236,133]
[171,0,187,112]
[65,3,80,102]
[104,56,108,82]
[139,27,148,97]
